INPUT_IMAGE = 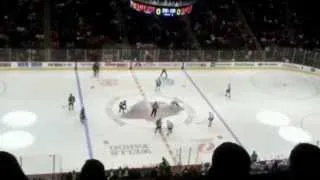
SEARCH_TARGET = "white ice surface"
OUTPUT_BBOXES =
[187,70,320,160]
[0,71,86,174]
[1,69,320,174]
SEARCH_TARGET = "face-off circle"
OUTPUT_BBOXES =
[106,95,196,127]
[250,73,320,100]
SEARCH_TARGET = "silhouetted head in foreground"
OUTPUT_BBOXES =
[79,159,106,180]
[289,143,320,179]
[208,142,250,179]
[0,151,28,180]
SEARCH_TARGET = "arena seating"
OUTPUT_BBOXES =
[0,1,320,180]
[240,0,319,49]
[0,0,318,49]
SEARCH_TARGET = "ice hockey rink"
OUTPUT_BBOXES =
[0,68,320,174]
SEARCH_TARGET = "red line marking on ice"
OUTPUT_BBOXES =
[130,70,178,165]
[161,133,178,164]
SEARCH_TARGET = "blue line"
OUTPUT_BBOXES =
[74,63,94,159]
[182,70,244,147]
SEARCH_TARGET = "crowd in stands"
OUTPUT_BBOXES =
[1,142,320,180]
[0,0,44,48]
[240,0,319,49]
[0,0,319,50]
[190,0,248,49]
[51,0,123,48]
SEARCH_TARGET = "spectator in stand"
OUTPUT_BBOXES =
[78,159,106,180]
[201,162,210,176]
[159,157,172,177]
[251,150,258,163]
[0,151,28,180]
[289,143,320,180]
[207,142,251,179]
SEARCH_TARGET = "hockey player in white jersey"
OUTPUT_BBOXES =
[160,68,168,79]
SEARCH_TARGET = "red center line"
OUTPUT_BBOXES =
[130,70,178,165]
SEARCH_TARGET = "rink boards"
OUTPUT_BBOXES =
[0,61,317,73]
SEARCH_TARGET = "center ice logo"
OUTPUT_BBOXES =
[122,101,183,121]
[106,95,195,127]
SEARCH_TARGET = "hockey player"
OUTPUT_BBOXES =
[150,101,159,118]
[92,61,100,77]
[155,77,161,92]
[160,68,168,79]
[167,120,173,136]
[118,100,127,113]
[80,107,86,124]
[68,93,76,111]
[155,117,162,135]
[208,112,214,127]
[225,83,231,98]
